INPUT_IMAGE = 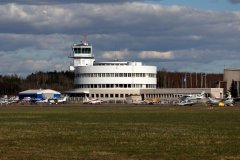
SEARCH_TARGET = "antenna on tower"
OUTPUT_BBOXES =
[83,34,88,45]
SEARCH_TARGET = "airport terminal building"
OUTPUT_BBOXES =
[66,41,223,102]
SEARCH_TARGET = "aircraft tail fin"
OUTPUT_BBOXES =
[227,94,232,99]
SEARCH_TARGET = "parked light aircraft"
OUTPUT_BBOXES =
[133,100,147,105]
[208,94,234,106]
[180,91,205,101]
[83,97,103,104]
[177,91,206,106]
[0,99,8,105]
[48,96,68,104]
[35,98,48,103]
[0,96,19,105]
[56,96,68,103]
[176,100,196,106]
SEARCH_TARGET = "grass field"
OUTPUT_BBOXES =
[0,104,240,159]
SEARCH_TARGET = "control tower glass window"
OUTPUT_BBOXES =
[74,48,91,54]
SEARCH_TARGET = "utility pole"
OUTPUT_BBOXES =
[196,72,197,88]
[190,73,192,88]
[184,73,187,88]
[205,74,207,88]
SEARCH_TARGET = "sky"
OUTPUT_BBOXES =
[0,0,240,76]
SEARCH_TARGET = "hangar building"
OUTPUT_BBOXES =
[19,89,61,100]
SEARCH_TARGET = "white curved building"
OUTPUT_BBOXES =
[66,41,224,103]
[67,41,157,100]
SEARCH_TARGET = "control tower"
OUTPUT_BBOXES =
[69,41,95,71]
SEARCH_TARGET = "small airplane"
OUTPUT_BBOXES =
[30,98,44,103]
[177,100,196,106]
[56,96,68,103]
[177,91,205,106]
[35,98,48,104]
[0,99,9,105]
[48,96,68,104]
[7,96,19,104]
[207,94,234,106]
[180,91,205,101]
[0,95,19,105]
[83,97,103,104]
[133,100,147,105]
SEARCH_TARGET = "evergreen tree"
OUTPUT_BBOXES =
[229,80,238,98]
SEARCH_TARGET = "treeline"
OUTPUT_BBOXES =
[0,71,74,95]
[157,70,223,88]
[0,70,223,96]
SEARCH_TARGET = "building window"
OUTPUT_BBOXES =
[110,94,114,98]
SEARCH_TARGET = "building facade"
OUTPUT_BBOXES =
[66,41,223,102]
[67,41,157,99]
[223,68,240,97]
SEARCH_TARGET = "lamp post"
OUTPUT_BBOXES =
[204,74,207,88]
[196,72,198,88]
[201,74,207,88]
[184,73,187,88]
[185,73,192,88]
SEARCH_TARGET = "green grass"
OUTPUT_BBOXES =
[0,105,240,159]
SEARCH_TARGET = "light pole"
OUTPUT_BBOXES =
[204,74,207,88]
[201,74,207,88]
[184,73,187,88]
[196,72,198,88]
[185,73,192,88]
[201,73,203,88]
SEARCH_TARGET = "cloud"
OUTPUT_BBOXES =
[139,51,174,59]
[0,0,143,5]
[229,0,240,4]
[101,49,130,60]
[0,47,70,76]
[0,2,240,75]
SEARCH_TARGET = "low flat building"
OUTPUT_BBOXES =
[141,88,223,100]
